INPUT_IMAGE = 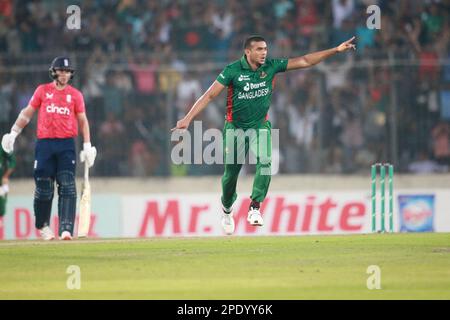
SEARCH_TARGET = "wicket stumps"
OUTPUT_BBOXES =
[371,163,394,233]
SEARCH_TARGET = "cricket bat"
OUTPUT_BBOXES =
[77,161,91,238]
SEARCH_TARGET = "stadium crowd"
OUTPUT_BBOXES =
[0,0,449,177]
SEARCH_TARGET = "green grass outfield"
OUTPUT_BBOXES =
[0,233,449,299]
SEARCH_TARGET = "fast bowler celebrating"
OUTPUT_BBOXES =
[1,56,97,240]
[173,35,356,235]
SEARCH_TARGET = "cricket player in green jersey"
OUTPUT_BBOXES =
[172,35,356,235]
[0,145,16,229]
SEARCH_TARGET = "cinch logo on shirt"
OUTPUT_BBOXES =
[46,103,70,115]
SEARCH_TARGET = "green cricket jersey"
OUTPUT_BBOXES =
[0,146,16,176]
[216,55,288,129]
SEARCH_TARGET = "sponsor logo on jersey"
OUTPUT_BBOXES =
[260,71,267,78]
[46,103,70,115]
[241,81,267,96]
[249,81,266,89]
[45,93,54,99]
[238,74,250,81]
[243,81,267,91]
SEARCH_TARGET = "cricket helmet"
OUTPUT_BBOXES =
[49,56,75,80]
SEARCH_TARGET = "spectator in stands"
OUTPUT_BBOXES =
[0,75,13,134]
[340,111,364,173]
[287,96,319,151]
[211,5,234,38]
[129,140,158,177]
[422,2,445,41]
[97,112,126,176]
[316,54,354,93]
[408,150,447,174]
[128,52,159,97]
[324,144,344,174]
[431,121,450,165]
[332,0,355,29]
[418,42,441,85]
[101,71,124,118]
[176,71,203,119]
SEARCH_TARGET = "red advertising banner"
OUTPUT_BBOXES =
[122,192,370,237]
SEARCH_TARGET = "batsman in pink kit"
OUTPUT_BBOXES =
[1,57,97,240]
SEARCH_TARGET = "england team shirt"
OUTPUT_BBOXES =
[29,82,86,139]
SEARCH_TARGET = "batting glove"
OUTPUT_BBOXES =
[1,132,18,154]
[80,142,97,168]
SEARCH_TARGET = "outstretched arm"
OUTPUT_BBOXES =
[286,36,356,70]
[171,80,225,131]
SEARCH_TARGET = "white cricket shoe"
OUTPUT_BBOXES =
[60,231,72,240]
[221,206,235,235]
[247,207,264,226]
[38,226,55,241]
